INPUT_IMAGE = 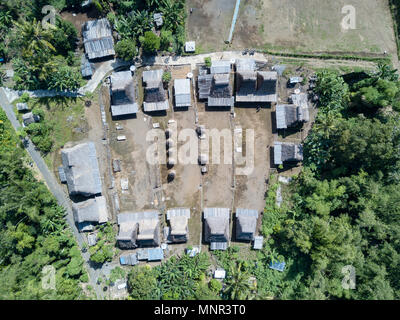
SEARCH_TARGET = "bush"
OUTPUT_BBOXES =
[52,16,78,57]
[162,71,171,83]
[20,92,30,103]
[115,38,137,61]
[139,31,160,53]
[204,57,212,68]
[209,279,223,293]
[160,29,173,52]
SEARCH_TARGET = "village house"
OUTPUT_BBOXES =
[235,208,259,241]
[142,69,169,112]
[166,208,190,243]
[203,208,230,250]
[235,58,278,103]
[275,104,309,129]
[116,211,161,249]
[174,79,192,108]
[72,196,109,232]
[110,70,138,117]
[82,18,115,60]
[273,142,304,165]
[61,142,103,197]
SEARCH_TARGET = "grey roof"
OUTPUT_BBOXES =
[274,142,304,165]
[174,79,191,107]
[198,74,213,100]
[167,208,190,237]
[58,166,67,183]
[290,76,303,84]
[117,211,160,246]
[22,112,39,126]
[142,69,163,83]
[61,142,103,196]
[148,247,164,261]
[81,55,93,78]
[204,208,230,244]
[143,69,168,112]
[153,13,163,27]
[208,73,234,107]
[236,208,258,241]
[210,242,228,250]
[72,196,108,224]
[253,236,263,250]
[82,18,115,60]
[16,102,29,111]
[236,71,278,103]
[290,93,308,109]
[120,253,138,265]
[110,71,138,116]
[236,59,256,73]
[88,233,97,246]
[276,104,301,129]
[211,60,231,74]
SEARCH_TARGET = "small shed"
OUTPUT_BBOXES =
[186,246,200,257]
[213,268,226,279]
[22,112,40,126]
[289,77,303,85]
[137,248,149,261]
[253,236,263,250]
[174,78,191,108]
[120,253,138,266]
[269,261,286,272]
[153,13,163,27]
[185,41,196,53]
[81,55,93,78]
[16,102,30,112]
[148,247,164,261]
[113,159,121,172]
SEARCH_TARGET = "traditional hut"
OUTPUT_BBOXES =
[142,69,169,112]
[72,196,109,232]
[235,208,259,241]
[203,208,230,250]
[82,18,115,60]
[166,208,190,243]
[273,142,303,165]
[110,71,138,117]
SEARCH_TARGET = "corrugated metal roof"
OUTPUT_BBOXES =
[269,261,286,272]
[82,18,115,60]
[167,208,191,220]
[274,143,282,165]
[236,58,256,72]
[204,208,230,219]
[253,236,263,250]
[210,242,228,250]
[61,142,103,196]
[147,248,164,261]
[211,60,231,74]
[174,79,191,107]
[111,104,138,116]
[143,100,169,112]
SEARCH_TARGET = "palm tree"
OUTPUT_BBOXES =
[14,18,55,58]
[160,0,186,31]
[224,261,255,300]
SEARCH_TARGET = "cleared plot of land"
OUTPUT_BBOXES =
[187,0,397,55]
[233,107,272,213]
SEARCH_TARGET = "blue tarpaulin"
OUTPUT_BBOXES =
[269,261,286,272]
[147,248,164,261]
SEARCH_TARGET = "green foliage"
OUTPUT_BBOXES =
[139,31,160,53]
[115,38,137,61]
[0,109,86,299]
[162,71,171,83]
[209,279,222,293]
[204,57,212,68]
[0,69,5,86]
[127,266,158,300]
[51,16,78,57]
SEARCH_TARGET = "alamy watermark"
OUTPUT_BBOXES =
[146,121,255,176]
[341,5,356,30]
[41,5,56,29]
[41,265,56,291]
[341,265,356,290]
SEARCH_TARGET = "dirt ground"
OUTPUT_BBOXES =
[186,0,397,56]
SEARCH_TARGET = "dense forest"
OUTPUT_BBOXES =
[0,109,88,299]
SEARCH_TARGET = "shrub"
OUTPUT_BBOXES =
[115,38,137,61]
[209,279,223,293]
[204,57,212,68]
[162,71,171,83]
[139,31,160,53]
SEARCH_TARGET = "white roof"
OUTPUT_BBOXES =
[174,79,191,107]
[214,268,226,279]
[185,41,195,52]
[211,60,231,74]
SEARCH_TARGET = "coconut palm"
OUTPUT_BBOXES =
[14,18,55,58]
[224,261,255,300]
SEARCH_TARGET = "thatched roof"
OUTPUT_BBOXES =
[72,196,108,224]
[208,74,234,107]
[290,93,310,122]
[143,69,168,112]
[198,74,213,100]
[82,18,115,60]
[276,104,300,129]
[167,208,190,238]
[117,211,160,247]
[110,71,138,116]
[204,208,230,244]
[61,142,102,197]
[236,71,278,103]
[174,78,191,107]
[236,208,258,241]
[274,142,303,165]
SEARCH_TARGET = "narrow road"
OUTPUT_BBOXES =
[0,87,104,300]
